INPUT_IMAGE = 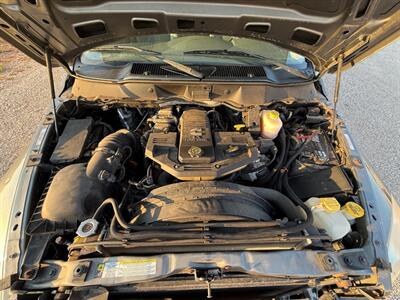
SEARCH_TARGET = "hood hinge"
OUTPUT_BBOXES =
[44,48,60,140]
[332,53,344,137]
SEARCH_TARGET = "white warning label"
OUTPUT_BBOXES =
[101,259,157,278]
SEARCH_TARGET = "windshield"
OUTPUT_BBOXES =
[79,33,315,83]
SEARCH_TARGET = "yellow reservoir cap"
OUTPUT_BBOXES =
[320,197,341,213]
[342,202,365,218]
[268,110,280,120]
[234,124,246,131]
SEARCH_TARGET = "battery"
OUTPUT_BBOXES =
[289,166,353,200]
[290,131,339,176]
[288,131,353,199]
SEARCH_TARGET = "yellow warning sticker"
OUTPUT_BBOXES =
[101,259,157,278]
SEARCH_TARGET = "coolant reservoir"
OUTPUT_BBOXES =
[260,110,282,139]
[305,197,351,241]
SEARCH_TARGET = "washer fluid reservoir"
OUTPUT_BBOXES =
[305,197,351,241]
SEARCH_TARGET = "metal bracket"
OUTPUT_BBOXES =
[0,274,18,291]
[318,253,339,272]
[26,153,43,167]
[186,85,212,101]
[68,286,109,300]
[42,112,55,125]
[192,262,222,299]
[72,261,92,284]
[20,234,54,280]
[375,258,392,271]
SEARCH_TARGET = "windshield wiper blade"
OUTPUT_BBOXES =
[162,59,204,79]
[184,49,310,80]
[185,49,265,59]
[92,45,204,79]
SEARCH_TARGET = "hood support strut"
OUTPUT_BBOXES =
[44,48,59,140]
[332,53,344,137]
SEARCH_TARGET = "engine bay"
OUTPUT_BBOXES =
[21,100,367,274]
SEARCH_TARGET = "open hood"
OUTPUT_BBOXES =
[0,0,399,75]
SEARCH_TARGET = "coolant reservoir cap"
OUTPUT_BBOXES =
[268,110,280,120]
[320,197,341,213]
[342,202,365,218]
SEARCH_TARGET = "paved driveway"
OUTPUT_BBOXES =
[325,41,400,203]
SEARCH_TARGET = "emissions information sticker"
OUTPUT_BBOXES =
[101,259,157,278]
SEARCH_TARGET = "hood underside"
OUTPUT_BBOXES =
[0,0,399,75]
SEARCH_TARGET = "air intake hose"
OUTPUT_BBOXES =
[86,129,141,182]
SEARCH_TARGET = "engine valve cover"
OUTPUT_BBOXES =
[145,131,258,180]
[178,109,215,164]
[146,108,259,180]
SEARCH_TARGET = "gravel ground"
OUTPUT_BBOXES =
[0,41,65,176]
[0,39,399,296]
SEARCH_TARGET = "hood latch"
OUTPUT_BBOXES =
[192,262,222,299]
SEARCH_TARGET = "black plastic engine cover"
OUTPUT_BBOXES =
[146,108,259,180]
[145,131,258,180]
[178,109,215,164]
[130,181,274,224]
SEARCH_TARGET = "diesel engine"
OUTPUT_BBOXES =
[145,108,262,180]
[27,101,363,259]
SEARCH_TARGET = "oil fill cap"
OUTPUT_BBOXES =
[234,124,246,131]
[188,146,203,158]
[319,197,341,213]
[342,202,365,218]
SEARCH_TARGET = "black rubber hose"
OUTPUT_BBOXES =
[86,129,141,181]
[255,129,286,186]
[282,174,314,231]
[269,133,290,189]
[93,121,114,134]
[248,187,302,220]
[93,198,137,229]
[284,139,311,170]
[156,171,174,186]
[272,129,287,171]
[276,138,312,192]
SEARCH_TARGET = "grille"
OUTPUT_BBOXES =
[131,63,266,79]
[210,65,266,78]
